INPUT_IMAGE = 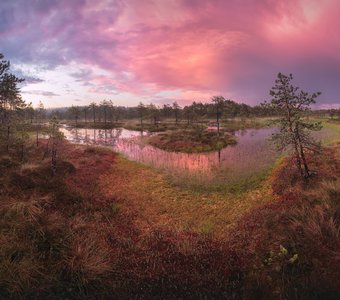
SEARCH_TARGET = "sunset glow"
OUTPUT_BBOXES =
[1,0,339,107]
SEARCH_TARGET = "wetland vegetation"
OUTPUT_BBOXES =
[146,127,237,153]
[1,53,340,299]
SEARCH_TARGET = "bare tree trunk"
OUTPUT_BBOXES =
[42,138,50,160]
[285,99,303,177]
[216,107,220,135]
[51,135,57,175]
[296,124,310,177]
[299,144,309,177]
[295,122,309,178]
[51,145,57,175]
[294,144,303,177]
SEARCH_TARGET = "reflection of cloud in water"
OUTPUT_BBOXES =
[115,140,215,174]
[116,128,277,177]
[60,126,278,183]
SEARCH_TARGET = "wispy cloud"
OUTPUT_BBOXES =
[21,90,60,97]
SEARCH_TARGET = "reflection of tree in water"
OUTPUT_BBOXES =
[84,129,90,145]
[65,128,130,146]
[61,127,278,186]
[114,128,278,185]
[238,129,247,136]
[70,128,81,143]
[108,129,113,144]
[137,131,146,150]
[111,128,122,147]
[97,130,104,143]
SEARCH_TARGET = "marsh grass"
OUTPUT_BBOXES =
[167,167,272,194]
[99,154,273,237]
[0,144,119,298]
[229,146,340,299]
[0,137,339,298]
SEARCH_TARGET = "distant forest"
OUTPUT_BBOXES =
[31,98,339,124]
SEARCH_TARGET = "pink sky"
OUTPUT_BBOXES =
[1,0,339,107]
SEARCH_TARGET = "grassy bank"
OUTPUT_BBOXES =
[0,139,339,298]
[229,146,340,299]
[321,118,340,144]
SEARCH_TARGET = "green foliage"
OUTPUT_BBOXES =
[0,53,29,155]
[268,73,322,177]
[68,105,80,124]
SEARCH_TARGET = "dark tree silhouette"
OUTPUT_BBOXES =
[211,96,225,135]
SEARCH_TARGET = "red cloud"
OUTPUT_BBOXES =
[1,0,340,105]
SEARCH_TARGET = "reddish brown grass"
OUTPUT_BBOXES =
[1,141,339,299]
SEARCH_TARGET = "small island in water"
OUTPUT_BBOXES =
[147,128,237,153]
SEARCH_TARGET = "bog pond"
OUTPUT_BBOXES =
[59,126,277,186]
[59,125,337,188]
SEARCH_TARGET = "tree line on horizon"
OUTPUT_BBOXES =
[38,98,340,126]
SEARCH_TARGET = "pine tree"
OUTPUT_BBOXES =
[0,53,25,152]
[172,101,180,124]
[211,96,225,135]
[269,73,322,178]
[137,102,146,127]
[89,102,97,124]
[47,116,64,175]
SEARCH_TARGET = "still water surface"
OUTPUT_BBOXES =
[60,126,279,184]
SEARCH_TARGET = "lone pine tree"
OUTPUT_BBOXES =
[269,73,322,178]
